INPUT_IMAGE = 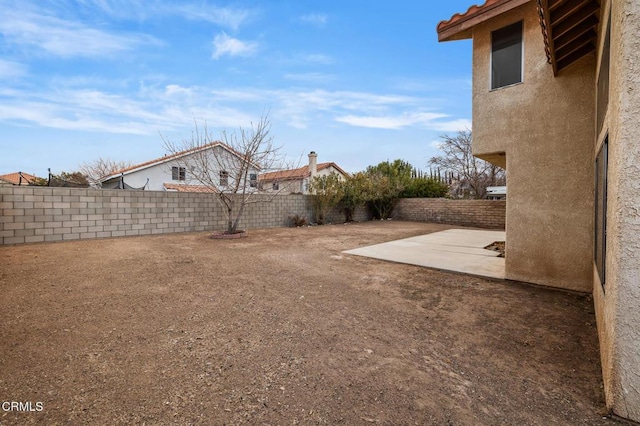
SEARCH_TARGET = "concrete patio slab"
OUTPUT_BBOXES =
[344,229,506,279]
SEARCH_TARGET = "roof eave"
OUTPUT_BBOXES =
[99,142,261,183]
[438,29,473,42]
[437,0,531,42]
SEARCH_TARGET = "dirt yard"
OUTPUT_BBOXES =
[0,221,618,425]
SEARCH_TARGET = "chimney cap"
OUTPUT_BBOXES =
[309,151,317,155]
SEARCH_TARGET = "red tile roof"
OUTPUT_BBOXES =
[259,162,349,182]
[437,0,529,41]
[102,141,258,181]
[163,183,216,193]
[0,172,40,185]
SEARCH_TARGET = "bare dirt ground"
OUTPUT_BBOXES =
[0,221,619,425]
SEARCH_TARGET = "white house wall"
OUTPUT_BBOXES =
[108,146,259,192]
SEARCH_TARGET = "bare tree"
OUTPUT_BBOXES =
[162,114,291,235]
[429,130,506,199]
[79,158,132,186]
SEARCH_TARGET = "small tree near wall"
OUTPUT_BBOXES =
[79,158,133,187]
[308,173,344,225]
[163,115,289,235]
[340,172,368,222]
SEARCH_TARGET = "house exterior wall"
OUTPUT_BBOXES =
[102,146,259,192]
[111,161,179,191]
[263,165,348,195]
[302,166,348,194]
[472,2,595,291]
[593,0,640,421]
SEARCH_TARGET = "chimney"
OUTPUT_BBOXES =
[308,151,318,178]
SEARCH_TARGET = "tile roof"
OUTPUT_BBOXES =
[101,141,258,182]
[0,172,40,185]
[259,162,349,182]
[438,0,596,75]
[437,0,529,41]
[163,183,216,193]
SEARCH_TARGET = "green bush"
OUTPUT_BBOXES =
[340,172,368,222]
[401,177,448,198]
[334,160,450,222]
[308,174,344,225]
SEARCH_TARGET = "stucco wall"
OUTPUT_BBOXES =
[394,198,505,229]
[472,2,595,291]
[593,0,640,421]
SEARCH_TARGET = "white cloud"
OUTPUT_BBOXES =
[210,89,266,102]
[174,5,252,30]
[164,84,194,98]
[212,32,258,59]
[429,140,442,150]
[0,75,469,139]
[0,81,255,136]
[298,13,327,27]
[0,59,27,78]
[303,54,333,64]
[0,101,153,134]
[334,112,470,131]
[70,0,253,30]
[430,119,472,132]
[0,8,160,57]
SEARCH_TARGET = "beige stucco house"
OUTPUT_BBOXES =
[259,151,349,194]
[438,0,639,421]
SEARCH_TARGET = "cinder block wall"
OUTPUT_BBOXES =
[0,186,317,245]
[394,198,506,229]
[1,187,504,245]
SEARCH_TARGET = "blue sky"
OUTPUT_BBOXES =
[0,0,474,176]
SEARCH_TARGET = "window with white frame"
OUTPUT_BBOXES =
[219,171,229,186]
[491,21,523,90]
[172,166,186,181]
[249,173,258,188]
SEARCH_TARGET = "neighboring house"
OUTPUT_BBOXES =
[438,0,639,421]
[259,151,349,194]
[100,142,260,192]
[0,172,40,186]
[485,186,506,200]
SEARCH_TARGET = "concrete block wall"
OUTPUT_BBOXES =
[394,198,506,229]
[0,186,504,245]
[0,186,314,245]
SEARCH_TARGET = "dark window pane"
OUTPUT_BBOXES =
[595,136,608,288]
[220,171,229,186]
[172,166,179,180]
[491,21,523,89]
